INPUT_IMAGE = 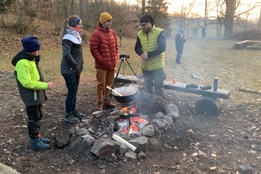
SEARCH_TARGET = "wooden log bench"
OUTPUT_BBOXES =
[114,75,231,115]
[233,40,260,49]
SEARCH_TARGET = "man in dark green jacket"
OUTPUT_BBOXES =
[11,36,54,151]
[135,14,166,97]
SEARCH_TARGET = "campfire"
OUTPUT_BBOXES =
[55,92,179,163]
[116,106,149,137]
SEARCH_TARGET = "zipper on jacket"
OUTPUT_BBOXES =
[34,90,37,100]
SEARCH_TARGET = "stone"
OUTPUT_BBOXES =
[125,151,137,161]
[129,136,148,152]
[90,138,119,157]
[92,110,103,118]
[137,151,147,159]
[55,133,70,148]
[141,125,155,137]
[76,128,89,135]
[238,164,254,174]
[81,134,95,147]
[165,103,179,121]
[0,163,20,174]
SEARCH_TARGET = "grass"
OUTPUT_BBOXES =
[1,38,260,104]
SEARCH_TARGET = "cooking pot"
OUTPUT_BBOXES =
[111,85,138,103]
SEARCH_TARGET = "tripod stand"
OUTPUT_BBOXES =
[107,54,138,105]
[115,54,137,82]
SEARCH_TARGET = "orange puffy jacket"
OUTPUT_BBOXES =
[90,24,118,70]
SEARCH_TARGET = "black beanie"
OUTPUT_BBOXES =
[21,36,41,53]
[140,14,154,25]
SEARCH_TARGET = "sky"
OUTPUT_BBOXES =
[167,0,260,20]
[119,0,261,21]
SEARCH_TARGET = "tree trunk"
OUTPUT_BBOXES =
[224,0,236,38]
[258,7,261,30]
[142,0,145,15]
[203,0,207,38]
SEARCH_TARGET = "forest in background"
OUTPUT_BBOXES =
[0,0,261,39]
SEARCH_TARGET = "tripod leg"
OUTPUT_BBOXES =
[107,59,124,108]
[114,59,124,81]
[125,59,137,77]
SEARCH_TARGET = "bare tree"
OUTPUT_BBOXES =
[224,0,236,38]
[258,7,261,30]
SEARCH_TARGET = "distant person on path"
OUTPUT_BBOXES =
[175,28,186,64]
[90,12,118,110]
[11,36,55,151]
[60,15,86,124]
[135,14,167,97]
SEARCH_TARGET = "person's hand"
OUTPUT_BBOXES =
[140,52,148,60]
[47,82,55,89]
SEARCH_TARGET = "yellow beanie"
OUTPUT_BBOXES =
[99,12,112,24]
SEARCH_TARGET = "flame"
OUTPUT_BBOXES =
[120,107,128,112]
[120,106,137,115]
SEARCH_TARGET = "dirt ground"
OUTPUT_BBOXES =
[0,34,261,174]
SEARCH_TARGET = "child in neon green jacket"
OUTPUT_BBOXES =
[11,36,54,151]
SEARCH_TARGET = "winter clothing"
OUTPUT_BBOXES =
[61,28,83,75]
[90,24,118,70]
[31,138,50,151]
[178,28,184,33]
[90,22,118,109]
[136,26,165,71]
[12,36,49,146]
[64,112,80,124]
[39,137,50,144]
[139,14,154,25]
[175,30,186,64]
[99,12,113,24]
[72,110,86,119]
[21,36,41,53]
[68,16,81,27]
[135,20,166,97]
[61,26,85,122]
[12,51,47,106]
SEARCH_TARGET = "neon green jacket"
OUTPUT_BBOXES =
[12,51,47,106]
[137,27,165,71]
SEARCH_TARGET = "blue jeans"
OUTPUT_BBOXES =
[142,69,166,97]
[62,74,80,113]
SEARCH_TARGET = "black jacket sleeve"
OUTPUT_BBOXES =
[134,36,144,56]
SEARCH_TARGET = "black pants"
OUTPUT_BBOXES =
[176,46,184,63]
[62,74,80,113]
[26,104,43,138]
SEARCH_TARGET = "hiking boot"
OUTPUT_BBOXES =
[104,102,116,109]
[36,134,50,144]
[97,102,104,110]
[64,113,80,124]
[72,110,86,120]
[40,137,50,144]
[31,138,50,151]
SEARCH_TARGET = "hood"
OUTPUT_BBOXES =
[11,51,40,66]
